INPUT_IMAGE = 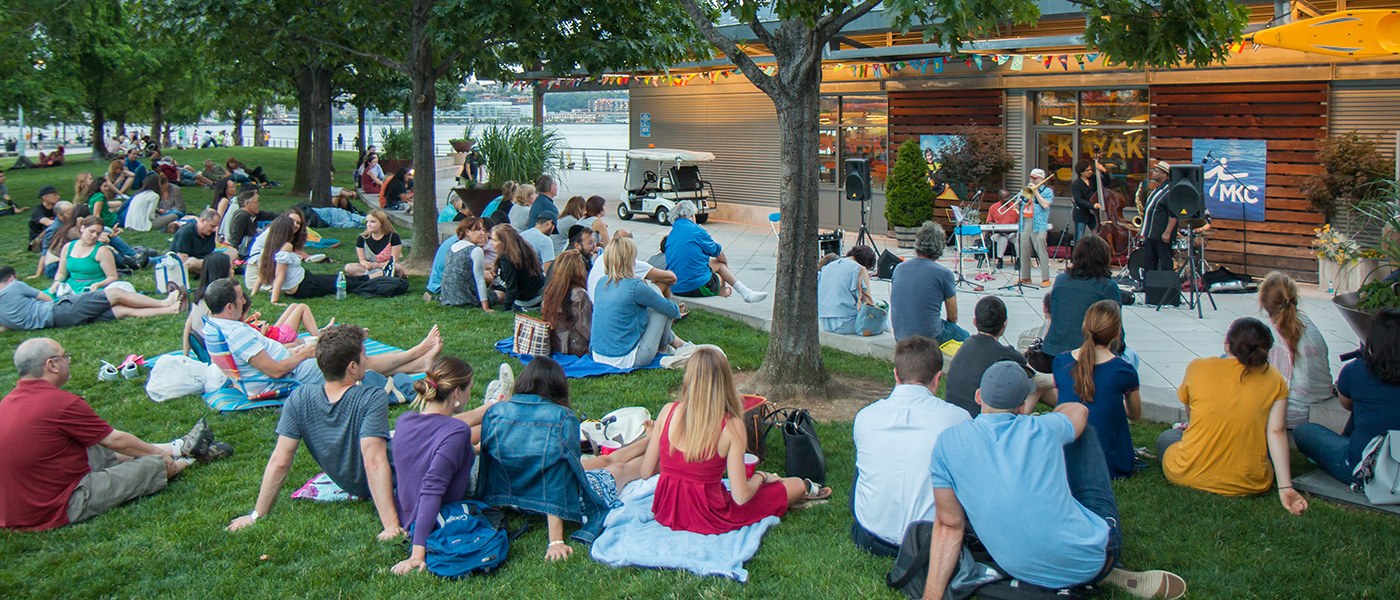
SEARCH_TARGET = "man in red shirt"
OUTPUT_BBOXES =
[0,338,232,531]
[986,189,1021,270]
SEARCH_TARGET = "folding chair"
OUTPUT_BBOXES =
[201,318,299,412]
[768,212,781,256]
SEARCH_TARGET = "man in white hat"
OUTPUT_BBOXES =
[1017,168,1056,287]
[1139,161,1175,282]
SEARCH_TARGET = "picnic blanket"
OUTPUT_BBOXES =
[590,476,779,583]
[494,338,663,378]
[291,473,361,502]
[1294,470,1400,516]
[160,333,422,412]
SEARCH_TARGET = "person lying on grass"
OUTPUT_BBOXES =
[639,347,831,537]
[227,324,437,541]
[476,357,650,561]
[0,338,230,531]
[0,265,185,332]
[923,361,1186,599]
[201,279,439,398]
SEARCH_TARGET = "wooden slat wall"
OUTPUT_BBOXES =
[889,89,1004,227]
[1148,82,1327,283]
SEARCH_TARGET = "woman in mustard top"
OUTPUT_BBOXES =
[1157,317,1308,516]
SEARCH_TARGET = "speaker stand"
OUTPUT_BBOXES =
[854,198,880,255]
[1154,227,1216,318]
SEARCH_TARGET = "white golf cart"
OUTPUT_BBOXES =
[617,148,716,226]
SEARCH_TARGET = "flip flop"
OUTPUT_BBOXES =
[802,478,832,501]
[167,282,190,312]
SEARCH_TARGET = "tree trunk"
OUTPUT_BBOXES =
[254,104,267,147]
[115,116,126,140]
[151,99,164,149]
[308,64,335,207]
[232,109,245,147]
[357,104,367,155]
[406,1,441,268]
[90,107,106,158]
[293,67,316,195]
[163,123,172,147]
[750,44,831,402]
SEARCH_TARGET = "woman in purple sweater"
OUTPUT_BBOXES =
[390,356,480,575]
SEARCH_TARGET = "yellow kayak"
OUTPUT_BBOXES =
[1250,9,1400,58]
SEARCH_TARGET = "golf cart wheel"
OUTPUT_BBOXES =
[695,213,709,224]
[655,206,671,226]
[617,202,634,221]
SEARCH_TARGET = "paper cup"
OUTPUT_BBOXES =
[744,453,759,478]
[599,440,621,456]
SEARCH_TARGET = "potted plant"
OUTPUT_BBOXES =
[378,127,414,174]
[929,127,1017,205]
[1303,132,1394,235]
[459,124,563,216]
[448,126,474,155]
[885,138,936,248]
[1313,224,1387,293]
[1333,186,1400,343]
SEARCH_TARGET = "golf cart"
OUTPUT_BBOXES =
[618,148,716,226]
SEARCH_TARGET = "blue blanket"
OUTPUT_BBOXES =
[590,477,779,583]
[494,338,662,378]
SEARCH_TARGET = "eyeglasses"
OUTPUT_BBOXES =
[47,353,71,363]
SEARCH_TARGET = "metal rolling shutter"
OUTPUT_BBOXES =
[630,86,783,209]
[1330,84,1400,161]
[1005,91,1029,189]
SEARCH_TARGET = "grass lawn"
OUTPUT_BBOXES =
[1,149,1397,598]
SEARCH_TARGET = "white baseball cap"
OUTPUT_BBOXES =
[1029,168,1046,179]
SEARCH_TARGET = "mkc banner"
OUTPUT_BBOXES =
[1191,139,1267,222]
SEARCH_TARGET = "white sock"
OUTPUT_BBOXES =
[161,440,182,457]
[733,281,755,297]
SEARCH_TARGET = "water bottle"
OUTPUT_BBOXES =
[335,272,346,300]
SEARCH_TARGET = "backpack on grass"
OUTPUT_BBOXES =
[421,500,510,579]
[354,276,408,298]
[886,521,1098,600]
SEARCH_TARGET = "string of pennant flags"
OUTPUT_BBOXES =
[517,42,1257,89]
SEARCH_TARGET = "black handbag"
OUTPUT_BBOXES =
[763,408,826,485]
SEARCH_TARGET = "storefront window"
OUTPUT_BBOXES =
[1031,89,1149,204]
[1035,91,1077,126]
[821,94,889,187]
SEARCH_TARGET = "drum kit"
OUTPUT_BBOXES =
[1122,217,1211,285]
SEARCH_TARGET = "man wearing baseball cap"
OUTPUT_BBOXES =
[1140,161,1175,281]
[921,362,1186,599]
[29,185,61,250]
[1017,169,1055,286]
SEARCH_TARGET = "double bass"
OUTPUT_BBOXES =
[1092,153,1133,258]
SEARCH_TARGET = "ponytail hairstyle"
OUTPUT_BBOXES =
[1258,271,1303,360]
[410,356,475,411]
[1226,317,1274,379]
[1073,300,1123,402]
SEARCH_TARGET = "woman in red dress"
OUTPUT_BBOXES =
[640,348,831,534]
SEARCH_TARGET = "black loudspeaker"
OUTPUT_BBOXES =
[1166,164,1205,220]
[845,158,871,202]
[1145,270,1182,306]
[876,249,902,280]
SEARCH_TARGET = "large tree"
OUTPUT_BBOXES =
[678,0,1248,401]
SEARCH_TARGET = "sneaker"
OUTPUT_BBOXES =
[1102,568,1187,599]
[177,418,213,459]
[195,441,234,463]
[97,361,120,382]
[496,363,514,402]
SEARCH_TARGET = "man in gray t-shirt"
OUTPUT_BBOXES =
[0,266,182,331]
[945,296,1046,416]
[889,223,968,344]
[227,324,407,542]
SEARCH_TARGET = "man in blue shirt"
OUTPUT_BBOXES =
[529,175,564,250]
[923,362,1185,598]
[663,200,767,303]
[890,222,967,344]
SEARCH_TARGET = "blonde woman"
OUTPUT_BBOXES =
[508,183,536,231]
[345,209,403,278]
[589,237,684,368]
[639,348,831,534]
[1258,272,1335,427]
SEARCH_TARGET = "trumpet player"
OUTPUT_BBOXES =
[1018,169,1055,287]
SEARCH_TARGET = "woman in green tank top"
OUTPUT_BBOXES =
[55,216,119,293]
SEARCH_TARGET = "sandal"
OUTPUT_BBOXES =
[802,478,832,501]
[167,282,190,312]
[677,303,689,320]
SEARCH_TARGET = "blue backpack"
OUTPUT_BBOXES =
[419,500,510,579]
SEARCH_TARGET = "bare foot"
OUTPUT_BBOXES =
[719,286,733,298]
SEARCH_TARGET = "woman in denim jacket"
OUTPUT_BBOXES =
[477,357,614,560]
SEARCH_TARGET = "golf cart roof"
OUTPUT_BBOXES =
[626,148,715,162]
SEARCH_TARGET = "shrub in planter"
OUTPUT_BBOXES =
[476,124,562,189]
[378,127,415,173]
[1303,132,1394,220]
[885,138,936,228]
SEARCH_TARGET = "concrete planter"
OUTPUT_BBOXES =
[1317,258,1391,293]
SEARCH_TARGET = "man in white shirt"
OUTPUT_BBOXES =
[850,335,971,556]
[586,230,676,299]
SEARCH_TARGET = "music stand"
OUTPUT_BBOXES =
[950,206,985,292]
[998,190,1038,296]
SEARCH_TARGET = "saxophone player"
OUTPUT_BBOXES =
[1017,169,1055,287]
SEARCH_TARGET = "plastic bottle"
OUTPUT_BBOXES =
[335,272,346,300]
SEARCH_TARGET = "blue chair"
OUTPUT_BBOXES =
[954,224,989,269]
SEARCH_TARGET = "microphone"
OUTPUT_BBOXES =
[1200,149,1214,165]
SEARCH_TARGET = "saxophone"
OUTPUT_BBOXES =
[1131,181,1148,230]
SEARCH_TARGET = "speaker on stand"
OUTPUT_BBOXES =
[1153,164,1216,318]
[844,158,879,254]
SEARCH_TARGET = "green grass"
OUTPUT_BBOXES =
[2,149,1398,598]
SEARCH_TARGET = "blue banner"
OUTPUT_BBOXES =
[1191,139,1267,222]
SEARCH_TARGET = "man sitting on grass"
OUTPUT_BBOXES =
[922,362,1186,599]
[944,296,1055,416]
[0,338,231,531]
[172,209,235,273]
[200,279,441,398]
[851,336,970,556]
[664,200,768,303]
[224,189,279,258]
[0,265,185,332]
[226,325,404,541]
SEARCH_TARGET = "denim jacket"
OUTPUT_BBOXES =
[476,394,609,543]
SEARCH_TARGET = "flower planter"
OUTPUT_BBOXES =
[1333,291,1375,344]
[449,140,473,153]
[379,158,413,175]
[453,188,501,218]
[1317,258,1392,294]
[892,225,920,249]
